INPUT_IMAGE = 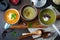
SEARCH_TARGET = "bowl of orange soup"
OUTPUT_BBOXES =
[4,9,20,24]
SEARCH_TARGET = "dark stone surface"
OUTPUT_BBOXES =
[0,0,33,40]
[55,35,60,40]
[0,0,60,40]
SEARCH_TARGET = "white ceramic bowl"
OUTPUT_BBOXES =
[30,0,47,8]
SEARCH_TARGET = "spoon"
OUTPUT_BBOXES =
[18,34,34,40]
[52,24,60,35]
[18,30,51,40]
[22,29,43,36]
[31,32,52,40]
[18,30,43,40]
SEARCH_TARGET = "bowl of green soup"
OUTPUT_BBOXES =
[21,5,37,21]
[38,8,56,26]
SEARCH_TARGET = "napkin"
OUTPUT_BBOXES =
[28,5,60,40]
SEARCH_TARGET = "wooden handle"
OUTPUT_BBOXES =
[22,32,37,35]
[57,15,60,20]
[10,25,28,29]
[18,34,33,40]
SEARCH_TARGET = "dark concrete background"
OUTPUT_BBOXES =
[0,0,60,40]
[0,0,32,40]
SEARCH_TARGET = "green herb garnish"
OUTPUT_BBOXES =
[12,32,17,37]
[28,22,33,28]
[11,13,16,20]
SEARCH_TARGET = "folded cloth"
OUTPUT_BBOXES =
[28,5,60,40]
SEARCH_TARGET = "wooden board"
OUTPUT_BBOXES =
[10,9,60,29]
[10,0,60,29]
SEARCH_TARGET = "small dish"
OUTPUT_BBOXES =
[30,0,47,8]
[21,5,37,21]
[0,1,8,11]
[9,0,20,5]
[53,0,60,5]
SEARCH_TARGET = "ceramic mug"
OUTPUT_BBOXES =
[4,9,20,29]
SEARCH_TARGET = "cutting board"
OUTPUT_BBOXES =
[9,0,60,29]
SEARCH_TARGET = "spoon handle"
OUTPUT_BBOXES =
[22,32,37,35]
[52,24,60,35]
[18,34,33,40]
[57,15,60,20]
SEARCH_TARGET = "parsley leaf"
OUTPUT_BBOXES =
[28,22,33,28]
[11,13,16,20]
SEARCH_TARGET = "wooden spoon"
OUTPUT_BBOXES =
[18,30,52,40]
[18,34,35,40]
[18,29,43,40]
[22,29,43,35]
